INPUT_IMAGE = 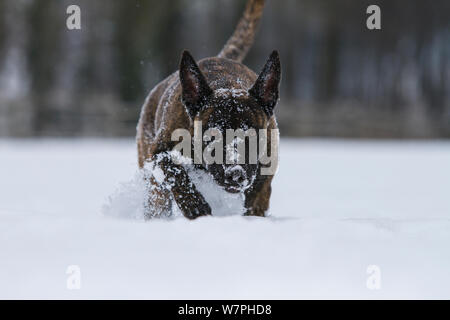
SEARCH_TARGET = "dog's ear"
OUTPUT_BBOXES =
[179,50,213,118]
[249,51,281,117]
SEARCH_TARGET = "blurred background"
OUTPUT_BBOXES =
[0,0,449,138]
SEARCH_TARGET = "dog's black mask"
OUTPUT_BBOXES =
[179,50,281,193]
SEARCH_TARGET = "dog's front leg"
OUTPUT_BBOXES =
[244,175,273,217]
[151,152,212,219]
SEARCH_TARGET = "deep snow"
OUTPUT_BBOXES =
[0,138,449,299]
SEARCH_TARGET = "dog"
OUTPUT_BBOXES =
[136,0,281,219]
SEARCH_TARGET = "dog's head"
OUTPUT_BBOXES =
[179,50,281,193]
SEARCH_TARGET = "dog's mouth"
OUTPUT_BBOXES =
[223,180,251,193]
[224,185,242,193]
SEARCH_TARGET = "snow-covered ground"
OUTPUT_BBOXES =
[0,138,449,299]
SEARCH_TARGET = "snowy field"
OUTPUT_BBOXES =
[0,138,450,299]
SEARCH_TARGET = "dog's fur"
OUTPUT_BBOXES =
[136,0,281,219]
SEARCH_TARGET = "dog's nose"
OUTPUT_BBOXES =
[225,166,246,185]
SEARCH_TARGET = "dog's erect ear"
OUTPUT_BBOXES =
[249,51,281,117]
[179,50,213,118]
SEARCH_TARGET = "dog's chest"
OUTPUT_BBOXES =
[185,167,246,217]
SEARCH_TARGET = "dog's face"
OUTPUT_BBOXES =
[195,95,266,193]
[179,51,281,193]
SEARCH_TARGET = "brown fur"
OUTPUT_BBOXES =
[136,0,280,219]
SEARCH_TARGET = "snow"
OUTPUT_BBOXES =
[214,88,248,98]
[0,138,450,299]
[151,165,166,184]
[109,150,246,219]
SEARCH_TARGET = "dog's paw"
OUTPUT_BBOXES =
[183,202,212,220]
[174,190,212,219]
[243,206,266,217]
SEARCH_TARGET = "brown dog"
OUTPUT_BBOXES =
[136,0,281,219]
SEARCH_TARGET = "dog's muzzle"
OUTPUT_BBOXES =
[224,165,248,193]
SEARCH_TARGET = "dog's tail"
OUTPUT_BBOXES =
[218,0,265,63]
